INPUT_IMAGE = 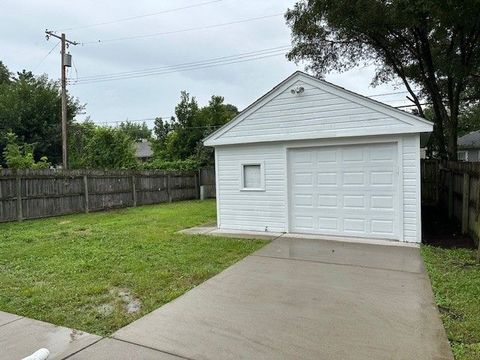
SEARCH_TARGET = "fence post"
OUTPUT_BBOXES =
[167,173,172,202]
[131,175,137,207]
[195,170,200,199]
[16,174,23,221]
[448,170,454,219]
[83,175,89,213]
[462,173,470,234]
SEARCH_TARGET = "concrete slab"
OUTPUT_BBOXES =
[0,311,22,327]
[208,228,282,240]
[0,316,101,360]
[179,226,215,235]
[256,236,424,273]
[114,240,452,360]
[68,338,182,359]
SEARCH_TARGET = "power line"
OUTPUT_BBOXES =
[81,13,284,45]
[54,0,224,32]
[367,90,410,98]
[71,45,290,81]
[68,47,290,85]
[33,41,60,72]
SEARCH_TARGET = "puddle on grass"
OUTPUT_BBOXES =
[97,303,114,317]
[109,288,142,314]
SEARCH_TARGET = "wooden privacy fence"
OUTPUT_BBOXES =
[0,168,215,223]
[421,159,480,243]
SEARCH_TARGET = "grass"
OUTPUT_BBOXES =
[421,245,480,360]
[0,200,267,336]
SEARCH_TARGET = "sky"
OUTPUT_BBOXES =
[1,0,412,127]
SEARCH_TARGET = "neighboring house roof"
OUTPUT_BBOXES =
[134,140,153,158]
[204,71,433,147]
[458,130,480,149]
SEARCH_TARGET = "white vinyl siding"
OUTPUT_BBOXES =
[402,134,421,242]
[216,144,286,233]
[216,134,422,243]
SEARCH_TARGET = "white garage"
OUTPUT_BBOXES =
[204,72,433,243]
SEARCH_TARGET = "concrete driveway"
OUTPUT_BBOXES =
[84,237,452,360]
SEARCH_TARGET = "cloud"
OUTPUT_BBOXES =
[0,0,411,126]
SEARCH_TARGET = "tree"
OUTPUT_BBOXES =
[81,126,137,169]
[68,120,96,169]
[151,93,238,166]
[0,63,82,166]
[118,121,152,141]
[2,132,50,169]
[0,61,11,85]
[459,103,480,136]
[286,0,480,159]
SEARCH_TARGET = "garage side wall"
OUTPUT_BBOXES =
[216,144,287,232]
[215,134,422,243]
[402,133,422,243]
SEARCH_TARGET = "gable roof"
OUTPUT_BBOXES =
[458,130,480,149]
[204,71,433,147]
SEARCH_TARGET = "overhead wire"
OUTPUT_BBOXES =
[33,41,60,72]
[53,0,224,32]
[68,46,291,85]
[81,13,284,45]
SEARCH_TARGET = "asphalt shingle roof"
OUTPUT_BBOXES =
[458,130,480,149]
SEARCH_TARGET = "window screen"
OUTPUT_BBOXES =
[243,164,262,189]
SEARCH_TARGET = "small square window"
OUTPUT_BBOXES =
[240,163,265,191]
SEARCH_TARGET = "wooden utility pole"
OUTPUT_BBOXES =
[45,30,78,169]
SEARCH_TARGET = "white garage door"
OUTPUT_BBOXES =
[288,143,399,240]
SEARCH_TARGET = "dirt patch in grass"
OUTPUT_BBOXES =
[422,205,475,249]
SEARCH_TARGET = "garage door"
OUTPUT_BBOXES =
[288,143,399,240]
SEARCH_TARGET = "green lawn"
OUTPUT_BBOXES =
[421,245,480,360]
[0,200,267,336]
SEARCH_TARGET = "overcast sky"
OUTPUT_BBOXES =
[1,0,412,127]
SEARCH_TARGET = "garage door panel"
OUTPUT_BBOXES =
[371,195,394,210]
[343,172,365,186]
[343,195,365,209]
[289,143,399,240]
[318,194,338,208]
[370,171,394,185]
[293,172,314,186]
[342,147,365,162]
[294,194,314,207]
[317,149,337,163]
[343,218,366,233]
[317,172,337,186]
[371,220,395,234]
[318,217,339,231]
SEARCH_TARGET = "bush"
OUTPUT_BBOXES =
[2,132,50,169]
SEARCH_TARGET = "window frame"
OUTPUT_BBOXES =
[240,162,265,192]
[457,150,467,161]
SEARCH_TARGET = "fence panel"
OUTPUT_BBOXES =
[421,159,480,245]
[0,168,215,223]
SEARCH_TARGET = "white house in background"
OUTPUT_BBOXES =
[204,71,433,243]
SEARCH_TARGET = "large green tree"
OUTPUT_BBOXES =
[286,0,480,159]
[0,63,82,166]
[118,121,152,141]
[68,121,137,169]
[153,93,238,166]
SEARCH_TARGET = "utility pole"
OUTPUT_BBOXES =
[45,30,78,169]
